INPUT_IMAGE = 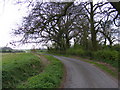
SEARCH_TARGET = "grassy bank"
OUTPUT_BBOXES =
[2,53,43,88]
[17,55,64,88]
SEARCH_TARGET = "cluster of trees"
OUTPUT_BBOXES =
[0,47,25,53]
[13,1,120,51]
[0,47,13,53]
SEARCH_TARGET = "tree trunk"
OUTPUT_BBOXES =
[108,37,113,46]
[104,38,107,45]
[65,33,70,49]
[90,2,97,51]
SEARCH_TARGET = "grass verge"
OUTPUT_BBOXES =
[17,55,64,88]
[2,53,43,88]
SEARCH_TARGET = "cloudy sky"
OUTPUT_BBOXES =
[0,0,39,49]
[0,0,83,49]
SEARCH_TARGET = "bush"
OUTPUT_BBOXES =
[111,44,120,52]
[66,46,85,56]
[94,50,119,68]
[84,51,94,58]
[65,45,119,68]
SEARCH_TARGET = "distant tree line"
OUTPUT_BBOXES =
[0,47,13,53]
[0,47,24,53]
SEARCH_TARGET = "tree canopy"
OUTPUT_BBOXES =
[13,1,120,51]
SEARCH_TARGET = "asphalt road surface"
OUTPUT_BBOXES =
[54,56,118,88]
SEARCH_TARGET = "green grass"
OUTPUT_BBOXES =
[17,55,64,88]
[2,53,43,88]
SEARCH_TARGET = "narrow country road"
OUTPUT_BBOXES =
[54,55,118,88]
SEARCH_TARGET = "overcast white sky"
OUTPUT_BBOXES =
[0,0,100,50]
[0,0,41,49]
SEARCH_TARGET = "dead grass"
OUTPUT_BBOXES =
[36,54,50,67]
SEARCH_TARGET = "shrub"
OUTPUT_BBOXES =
[66,47,85,56]
[111,44,120,52]
[94,50,119,67]
[84,51,94,58]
